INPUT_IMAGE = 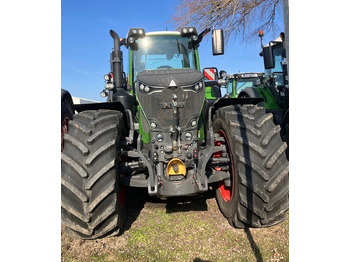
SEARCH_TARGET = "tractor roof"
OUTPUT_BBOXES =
[233,72,264,78]
[263,36,283,47]
[146,31,181,36]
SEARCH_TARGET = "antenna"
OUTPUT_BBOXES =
[258,30,264,49]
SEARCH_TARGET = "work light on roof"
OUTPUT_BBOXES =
[180,27,198,37]
[128,37,134,44]
[191,35,198,41]
[126,28,146,49]
[127,28,146,38]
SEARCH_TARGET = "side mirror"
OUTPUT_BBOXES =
[212,29,224,56]
[263,45,275,69]
[203,67,218,81]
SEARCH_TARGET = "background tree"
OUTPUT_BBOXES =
[171,0,283,42]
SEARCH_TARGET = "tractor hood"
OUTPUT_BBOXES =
[137,68,203,87]
[136,69,205,130]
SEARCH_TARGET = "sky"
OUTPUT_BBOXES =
[62,0,284,102]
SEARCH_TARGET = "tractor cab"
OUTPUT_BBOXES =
[260,32,288,106]
[131,31,199,82]
[257,31,289,154]
[225,73,264,98]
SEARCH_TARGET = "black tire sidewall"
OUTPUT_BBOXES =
[61,96,74,124]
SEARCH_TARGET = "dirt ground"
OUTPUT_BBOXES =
[61,188,288,262]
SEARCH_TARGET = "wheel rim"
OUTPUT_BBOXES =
[216,130,234,202]
[61,117,70,152]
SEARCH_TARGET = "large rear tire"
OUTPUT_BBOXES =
[212,105,289,228]
[61,110,126,239]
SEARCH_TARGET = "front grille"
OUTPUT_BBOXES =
[136,69,205,129]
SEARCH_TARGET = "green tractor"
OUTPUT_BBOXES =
[61,27,289,239]
[236,31,289,157]
[225,72,264,99]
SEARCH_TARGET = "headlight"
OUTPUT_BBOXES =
[185,132,193,141]
[100,90,108,97]
[150,122,157,129]
[156,133,164,142]
[138,82,163,94]
[183,80,204,92]
[105,83,114,90]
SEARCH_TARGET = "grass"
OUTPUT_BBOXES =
[61,188,288,262]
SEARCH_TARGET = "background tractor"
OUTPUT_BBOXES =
[225,72,264,99]
[61,27,289,239]
[236,31,289,158]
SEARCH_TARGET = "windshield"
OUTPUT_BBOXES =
[227,79,234,96]
[264,45,285,87]
[265,45,283,75]
[236,78,256,94]
[132,35,196,81]
[272,45,283,73]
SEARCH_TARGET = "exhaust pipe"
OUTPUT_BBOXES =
[110,30,123,89]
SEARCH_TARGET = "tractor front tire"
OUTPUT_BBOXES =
[213,105,289,228]
[61,110,126,239]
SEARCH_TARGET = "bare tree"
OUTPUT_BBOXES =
[171,0,282,42]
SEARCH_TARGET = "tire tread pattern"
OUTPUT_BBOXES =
[214,105,289,228]
[61,109,124,239]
